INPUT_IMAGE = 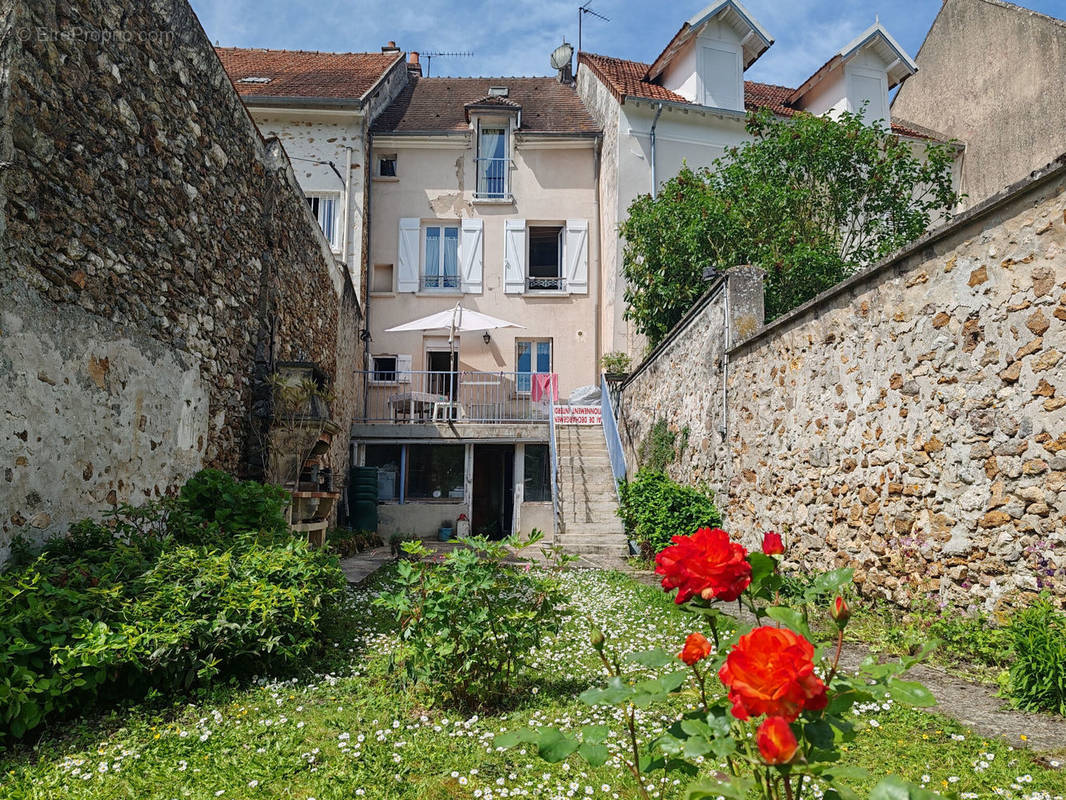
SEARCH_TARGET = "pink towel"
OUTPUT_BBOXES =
[530,373,559,403]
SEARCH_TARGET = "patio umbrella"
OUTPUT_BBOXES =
[385,303,525,408]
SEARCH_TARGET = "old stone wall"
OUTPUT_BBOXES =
[618,159,1066,611]
[0,0,361,558]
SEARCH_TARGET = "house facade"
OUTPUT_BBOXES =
[356,73,603,539]
[892,0,1066,208]
[217,45,411,304]
[576,0,942,356]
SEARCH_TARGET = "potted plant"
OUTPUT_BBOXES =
[600,351,632,384]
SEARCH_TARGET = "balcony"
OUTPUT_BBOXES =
[421,273,460,291]
[475,157,511,200]
[526,275,566,291]
[357,370,549,424]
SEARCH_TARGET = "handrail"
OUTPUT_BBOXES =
[600,373,628,501]
[548,381,560,541]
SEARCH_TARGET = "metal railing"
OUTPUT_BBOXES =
[421,273,460,290]
[357,370,551,423]
[548,386,560,539]
[600,373,628,501]
[526,275,566,291]
[475,157,510,199]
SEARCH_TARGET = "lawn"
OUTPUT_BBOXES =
[1,568,1062,800]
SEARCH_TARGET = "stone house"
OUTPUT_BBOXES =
[575,0,952,356]
[358,73,603,540]
[892,0,1066,209]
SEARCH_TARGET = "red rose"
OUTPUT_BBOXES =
[655,527,752,605]
[762,531,784,555]
[678,632,713,666]
[830,595,850,628]
[718,626,828,721]
[756,716,799,764]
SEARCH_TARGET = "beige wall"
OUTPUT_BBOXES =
[892,0,1066,208]
[367,129,601,399]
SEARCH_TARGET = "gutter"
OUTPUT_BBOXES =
[240,95,365,110]
[650,102,663,198]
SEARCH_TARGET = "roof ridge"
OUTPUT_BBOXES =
[214,46,397,57]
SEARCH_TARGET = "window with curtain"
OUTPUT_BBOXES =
[423,225,459,289]
[306,194,339,248]
[516,340,552,393]
[477,126,508,198]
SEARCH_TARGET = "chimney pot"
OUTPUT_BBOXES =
[409,51,419,64]
[381,40,400,53]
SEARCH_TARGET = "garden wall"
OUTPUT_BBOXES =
[0,0,362,559]
[618,156,1066,610]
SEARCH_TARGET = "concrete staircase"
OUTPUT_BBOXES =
[554,424,628,560]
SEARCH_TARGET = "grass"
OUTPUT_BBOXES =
[1,567,1062,800]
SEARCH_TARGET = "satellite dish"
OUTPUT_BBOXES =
[550,42,574,71]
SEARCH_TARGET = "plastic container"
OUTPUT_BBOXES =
[438,526,453,542]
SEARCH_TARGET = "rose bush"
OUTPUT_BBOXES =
[498,526,942,800]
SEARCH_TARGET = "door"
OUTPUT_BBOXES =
[471,444,515,540]
[426,350,458,397]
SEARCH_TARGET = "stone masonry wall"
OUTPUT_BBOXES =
[0,0,361,558]
[618,158,1066,611]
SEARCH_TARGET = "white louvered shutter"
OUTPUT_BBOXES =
[564,219,588,295]
[397,218,420,293]
[396,354,412,383]
[460,218,484,294]
[504,219,526,294]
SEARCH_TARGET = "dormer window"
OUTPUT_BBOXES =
[476,125,509,199]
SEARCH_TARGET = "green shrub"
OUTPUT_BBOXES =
[177,468,290,540]
[0,470,343,740]
[1009,597,1066,714]
[617,469,721,556]
[374,532,567,708]
[639,418,677,472]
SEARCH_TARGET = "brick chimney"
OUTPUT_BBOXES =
[408,51,422,77]
[381,40,400,53]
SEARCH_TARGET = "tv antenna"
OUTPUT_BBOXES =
[419,51,474,77]
[578,2,609,55]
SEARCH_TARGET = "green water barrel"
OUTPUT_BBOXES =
[349,466,379,532]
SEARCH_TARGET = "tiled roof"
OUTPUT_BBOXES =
[579,51,943,141]
[372,77,599,134]
[215,47,403,101]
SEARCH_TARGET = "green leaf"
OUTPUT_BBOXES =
[625,648,677,669]
[765,606,813,640]
[536,728,579,763]
[804,718,834,748]
[577,742,609,766]
[886,678,936,707]
[580,725,609,745]
[869,775,947,800]
[748,552,777,583]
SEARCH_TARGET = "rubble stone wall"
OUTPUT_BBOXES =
[0,0,361,558]
[618,158,1066,610]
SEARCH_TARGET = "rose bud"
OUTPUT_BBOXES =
[678,632,713,666]
[830,595,851,629]
[762,531,785,556]
[757,716,799,765]
[590,627,606,651]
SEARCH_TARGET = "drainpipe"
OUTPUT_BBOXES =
[592,133,603,377]
[649,102,664,198]
[362,129,374,420]
[340,146,352,278]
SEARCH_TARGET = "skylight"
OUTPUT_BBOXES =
[238,76,273,84]
[488,86,509,97]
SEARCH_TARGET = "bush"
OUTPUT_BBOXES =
[617,469,721,556]
[0,470,344,740]
[1009,597,1066,715]
[176,468,290,540]
[374,532,567,708]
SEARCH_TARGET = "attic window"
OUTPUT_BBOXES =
[238,76,273,84]
[488,86,509,97]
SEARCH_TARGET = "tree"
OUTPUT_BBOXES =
[619,108,961,347]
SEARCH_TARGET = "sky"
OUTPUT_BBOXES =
[189,0,1066,88]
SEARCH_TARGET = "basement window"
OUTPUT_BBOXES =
[523,444,551,502]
